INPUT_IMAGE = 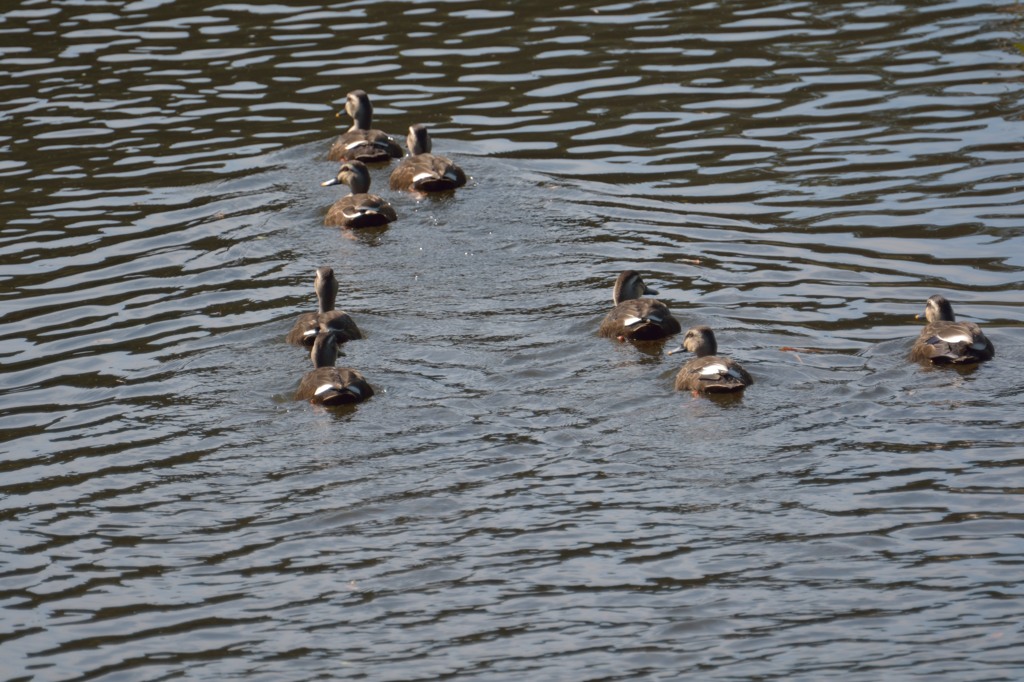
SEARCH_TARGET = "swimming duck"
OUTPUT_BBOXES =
[668,326,753,393]
[598,270,681,341]
[389,124,467,192]
[909,294,995,364]
[327,90,403,163]
[296,330,374,405]
[321,160,398,228]
[286,266,363,347]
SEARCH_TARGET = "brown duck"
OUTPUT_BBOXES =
[321,160,398,228]
[668,326,753,393]
[326,90,403,164]
[389,124,467,192]
[598,270,681,341]
[296,330,374,406]
[286,266,362,347]
[909,294,994,364]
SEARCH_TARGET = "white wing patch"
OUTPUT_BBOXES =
[938,332,971,344]
[413,171,439,182]
[345,140,368,150]
[700,363,729,376]
[622,316,643,327]
[314,384,337,396]
[303,328,317,337]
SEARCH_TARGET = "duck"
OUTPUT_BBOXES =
[598,270,681,341]
[668,326,753,393]
[326,90,403,163]
[296,330,374,405]
[909,294,995,364]
[286,266,363,347]
[321,159,398,228]
[389,124,467,192]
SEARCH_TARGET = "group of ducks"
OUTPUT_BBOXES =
[598,270,754,394]
[598,270,996,395]
[290,90,467,406]
[290,266,374,406]
[319,90,466,229]
[290,90,996,405]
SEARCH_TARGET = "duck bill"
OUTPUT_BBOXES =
[321,177,341,187]
[665,345,686,355]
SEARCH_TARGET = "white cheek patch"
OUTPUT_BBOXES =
[314,384,336,396]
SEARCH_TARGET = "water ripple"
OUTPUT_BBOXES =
[1,0,1023,680]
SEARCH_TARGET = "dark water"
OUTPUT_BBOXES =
[2,0,1023,679]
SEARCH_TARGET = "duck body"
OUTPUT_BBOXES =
[669,326,753,394]
[324,194,397,228]
[389,124,467,192]
[286,266,362,347]
[598,270,681,341]
[674,355,753,393]
[328,129,403,164]
[296,331,374,406]
[910,294,994,365]
[297,366,374,405]
[321,160,397,228]
[600,299,681,341]
[327,90,403,163]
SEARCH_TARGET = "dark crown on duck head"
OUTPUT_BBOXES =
[321,160,371,194]
[344,90,372,129]
[314,267,338,311]
[925,292,954,323]
[667,326,717,358]
[407,124,432,155]
[310,330,340,368]
[921,294,956,323]
[612,270,657,305]
[684,326,717,356]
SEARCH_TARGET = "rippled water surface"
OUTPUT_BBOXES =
[2,1,1024,679]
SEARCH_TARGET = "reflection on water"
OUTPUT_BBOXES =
[1,0,1023,679]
